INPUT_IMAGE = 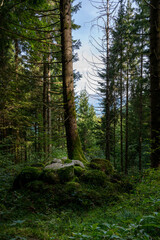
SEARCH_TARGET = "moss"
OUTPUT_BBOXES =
[40,169,59,184]
[0,203,6,213]
[65,181,81,193]
[63,159,72,164]
[31,163,45,168]
[111,173,122,182]
[80,169,109,186]
[26,180,53,192]
[76,189,102,207]
[71,135,87,163]
[74,166,85,177]
[13,167,42,189]
[57,165,74,183]
[72,176,79,182]
[90,158,114,175]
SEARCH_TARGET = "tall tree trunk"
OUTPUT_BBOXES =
[14,39,20,163]
[105,0,110,160]
[47,53,52,154]
[139,31,143,172]
[120,37,123,172]
[60,0,86,162]
[125,62,129,175]
[120,0,124,172]
[43,56,49,155]
[150,0,160,168]
[113,87,116,168]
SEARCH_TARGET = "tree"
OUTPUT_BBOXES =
[150,0,160,168]
[77,90,99,157]
[60,0,86,162]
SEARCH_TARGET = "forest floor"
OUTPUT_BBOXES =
[0,161,160,240]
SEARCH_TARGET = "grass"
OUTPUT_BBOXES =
[0,160,160,240]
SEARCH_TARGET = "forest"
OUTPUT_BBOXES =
[0,0,160,239]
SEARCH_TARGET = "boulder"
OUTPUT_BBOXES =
[45,159,85,170]
[57,165,74,183]
[80,169,109,186]
[74,166,85,177]
[13,167,42,189]
[45,162,64,170]
[51,158,62,164]
[72,160,85,168]
[44,162,75,183]
[41,169,59,184]
[90,158,114,175]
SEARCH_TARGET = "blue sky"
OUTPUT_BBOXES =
[73,0,97,43]
[72,0,98,94]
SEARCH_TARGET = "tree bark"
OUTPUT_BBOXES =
[113,87,116,168]
[120,34,123,172]
[47,52,52,154]
[125,62,129,175]
[43,56,49,155]
[139,31,143,172]
[120,0,124,172]
[150,0,160,168]
[105,0,110,161]
[60,0,86,162]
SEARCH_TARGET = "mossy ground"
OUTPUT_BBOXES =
[0,163,160,240]
[11,158,128,208]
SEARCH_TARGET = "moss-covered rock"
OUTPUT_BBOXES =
[90,158,114,175]
[63,159,72,164]
[65,181,81,194]
[26,180,53,192]
[13,167,42,189]
[76,189,102,207]
[80,169,109,186]
[31,163,45,168]
[40,169,59,184]
[57,165,74,183]
[74,166,85,177]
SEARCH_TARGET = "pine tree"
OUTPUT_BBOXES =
[150,0,160,168]
[60,0,86,162]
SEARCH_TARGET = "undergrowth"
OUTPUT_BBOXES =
[0,160,160,240]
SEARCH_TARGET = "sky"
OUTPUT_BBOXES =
[72,0,99,94]
[72,0,105,115]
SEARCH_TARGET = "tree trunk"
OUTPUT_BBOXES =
[43,56,49,155]
[47,53,52,154]
[113,87,116,168]
[139,31,143,172]
[150,0,160,168]
[14,39,20,163]
[60,0,86,162]
[125,62,129,175]
[105,0,110,161]
[120,37,123,172]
